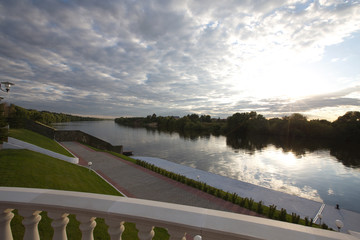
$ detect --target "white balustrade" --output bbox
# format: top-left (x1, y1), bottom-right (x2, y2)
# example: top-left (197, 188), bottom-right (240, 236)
top-left (77, 215), bottom-right (97, 240)
top-left (136, 222), bottom-right (155, 240)
top-left (105, 219), bottom-right (125, 240)
top-left (0, 187), bottom-right (358, 240)
top-left (18, 209), bottom-right (42, 240)
top-left (0, 208), bottom-right (14, 240)
top-left (47, 212), bottom-right (69, 240)
top-left (166, 227), bottom-right (187, 240)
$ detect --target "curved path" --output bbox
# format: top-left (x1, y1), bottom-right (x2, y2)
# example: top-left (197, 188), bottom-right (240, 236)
top-left (60, 141), bottom-right (261, 217)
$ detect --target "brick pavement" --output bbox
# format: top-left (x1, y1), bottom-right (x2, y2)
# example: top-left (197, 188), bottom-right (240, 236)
top-left (60, 141), bottom-right (262, 217)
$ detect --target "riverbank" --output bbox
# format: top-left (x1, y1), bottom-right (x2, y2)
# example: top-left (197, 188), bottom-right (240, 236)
top-left (53, 120), bottom-right (360, 214)
top-left (134, 156), bottom-right (360, 233)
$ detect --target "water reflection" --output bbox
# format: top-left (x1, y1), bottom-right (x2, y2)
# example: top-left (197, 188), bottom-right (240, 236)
top-left (330, 144), bottom-right (360, 168)
top-left (145, 127), bottom-right (212, 141)
top-left (226, 134), bottom-right (360, 168)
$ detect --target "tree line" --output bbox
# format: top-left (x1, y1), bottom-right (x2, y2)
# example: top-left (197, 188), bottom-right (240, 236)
top-left (115, 111), bottom-right (360, 142)
top-left (116, 113), bottom-right (225, 135)
top-left (2, 104), bottom-right (103, 128)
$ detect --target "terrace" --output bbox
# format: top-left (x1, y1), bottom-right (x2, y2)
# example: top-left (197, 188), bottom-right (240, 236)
top-left (1, 187), bottom-right (358, 240)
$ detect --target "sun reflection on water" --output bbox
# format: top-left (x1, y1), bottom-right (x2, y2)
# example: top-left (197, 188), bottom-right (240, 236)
top-left (229, 146), bottom-right (323, 202)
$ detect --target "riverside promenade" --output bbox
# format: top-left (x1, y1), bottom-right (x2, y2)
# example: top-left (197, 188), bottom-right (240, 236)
top-left (61, 141), bottom-right (360, 234)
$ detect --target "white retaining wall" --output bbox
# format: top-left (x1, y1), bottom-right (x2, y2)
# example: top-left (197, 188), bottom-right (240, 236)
top-left (3, 137), bottom-right (79, 164)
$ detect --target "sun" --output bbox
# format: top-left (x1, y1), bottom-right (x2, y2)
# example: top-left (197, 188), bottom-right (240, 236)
top-left (230, 50), bottom-right (334, 101)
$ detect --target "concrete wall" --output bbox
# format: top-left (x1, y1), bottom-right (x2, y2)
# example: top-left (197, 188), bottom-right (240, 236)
top-left (54, 130), bottom-right (123, 154)
top-left (21, 120), bottom-right (123, 154)
top-left (24, 120), bottom-right (55, 139)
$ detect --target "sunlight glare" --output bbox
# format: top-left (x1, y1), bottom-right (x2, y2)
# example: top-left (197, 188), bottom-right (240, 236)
top-left (279, 152), bottom-right (298, 167)
top-left (231, 51), bottom-right (334, 101)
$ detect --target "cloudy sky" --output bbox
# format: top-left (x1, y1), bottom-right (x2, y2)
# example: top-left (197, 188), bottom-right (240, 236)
top-left (0, 0), bottom-right (359, 120)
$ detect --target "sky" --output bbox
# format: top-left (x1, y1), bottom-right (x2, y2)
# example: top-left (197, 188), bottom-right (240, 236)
top-left (0, 0), bottom-right (359, 120)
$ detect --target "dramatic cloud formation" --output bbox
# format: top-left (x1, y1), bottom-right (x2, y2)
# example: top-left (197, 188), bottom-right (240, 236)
top-left (1, 0), bottom-right (359, 120)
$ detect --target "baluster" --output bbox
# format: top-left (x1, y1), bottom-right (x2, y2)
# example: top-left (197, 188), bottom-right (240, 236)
top-left (105, 219), bottom-right (125, 240)
top-left (48, 212), bottom-right (69, 240)
top-left (136, 222), bottom-right (155, 240)
top-left (18, 209), bottom-right (42, 240)
top-left (166, 227), bottom-right (187, 240)
top-left (76, 215), bottom-right (96, 240)
top-left (0, 208), bottom-right (14, 240)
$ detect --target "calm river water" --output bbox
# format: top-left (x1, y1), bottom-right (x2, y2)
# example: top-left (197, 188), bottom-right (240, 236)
top-left (53, 120), bottom-right (360, 213)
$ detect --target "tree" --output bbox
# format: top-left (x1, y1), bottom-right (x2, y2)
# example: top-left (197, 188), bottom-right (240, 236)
top-left (333, 111), bottom-right (360, 142)
top-left (226, 112), bottom-right (250, 135)
top-left (188, 114), bottom-right (200, 122)
top-left (200, 115), bottom-right (211, 122)
top-left (283, 113), bottom-right (308, 138)
top-left (0, 103), bottom-right (8, 143)
top-left (226, 111), bottom-right (266, 135)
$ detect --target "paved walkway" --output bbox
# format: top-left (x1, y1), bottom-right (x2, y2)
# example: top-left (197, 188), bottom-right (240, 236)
top-left (60, 141), bottom-right (261, 217)
top-left (60, 142), bottom-right (360, 234)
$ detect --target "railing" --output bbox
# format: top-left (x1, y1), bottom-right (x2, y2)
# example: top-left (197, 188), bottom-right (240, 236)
top-left (0, 187), bottom-right (357, 240)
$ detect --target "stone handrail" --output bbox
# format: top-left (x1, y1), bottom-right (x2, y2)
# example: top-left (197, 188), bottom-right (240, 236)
top-left (0, 187), bottom-right (357, 240)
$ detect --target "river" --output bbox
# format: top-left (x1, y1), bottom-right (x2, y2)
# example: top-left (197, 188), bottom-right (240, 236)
top-left (53, 120), bottom-right (360, 213)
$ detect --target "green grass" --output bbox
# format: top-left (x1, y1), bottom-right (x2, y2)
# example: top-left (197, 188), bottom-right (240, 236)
top-left (8, 128), bottom-right (73, 157)
top-left (0, 149), bottom-right (169, 239)
top-left (0, 149), bottom-right (121, 194)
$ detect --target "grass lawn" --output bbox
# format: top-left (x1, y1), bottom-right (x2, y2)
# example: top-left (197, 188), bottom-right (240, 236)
top-left (8, 128), bottom-right (73, 157)
top-left (0, 149), bottom-right (169, 240)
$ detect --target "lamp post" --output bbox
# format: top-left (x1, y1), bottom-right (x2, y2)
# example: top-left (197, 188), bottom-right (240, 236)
top-left (0, 82), bottom-right (15, 93)
top-left (88, 162), bottom-right (92, 171)
top-left (335, 219), bottom-right (343, 232)
top-left (0, 81), bottom-right (15, 103)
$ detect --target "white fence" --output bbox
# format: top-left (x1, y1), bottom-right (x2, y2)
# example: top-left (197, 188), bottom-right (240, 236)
top-left (0, 187), bottom-right (358, 240)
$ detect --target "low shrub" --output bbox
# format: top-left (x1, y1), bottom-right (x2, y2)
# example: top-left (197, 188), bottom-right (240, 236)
top-left (133, 159), bottom-right (329, 230)
top-left (291, 213), bottom-right (300, 224)
top-left (268, 204), bottom-right (277, 219)
top-left (247, 198), bottom-right (254, 210)
top-left (279, 208), bottom-right (287, 221)
top-left (256, 201), bottom-right (263, 214)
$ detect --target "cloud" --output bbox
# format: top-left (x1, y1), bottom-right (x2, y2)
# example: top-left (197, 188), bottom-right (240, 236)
top-left (0, 0), bottom-right (359, 119)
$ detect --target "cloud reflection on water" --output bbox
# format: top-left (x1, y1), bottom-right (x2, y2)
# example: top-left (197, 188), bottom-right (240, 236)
top-left (221, 147), bottom-right (323, 202)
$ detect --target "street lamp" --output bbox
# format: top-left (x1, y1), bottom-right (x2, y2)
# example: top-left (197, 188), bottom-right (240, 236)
top-left (335, 219), bottom-right (343, 232)
top-left (88, 162), bottom-right (92, 171)
top-left (0, 82), bottom-right (15, 93)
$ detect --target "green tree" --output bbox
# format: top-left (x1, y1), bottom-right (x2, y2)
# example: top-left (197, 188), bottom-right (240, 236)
top-left (282, 113), bottom-right (308, 138)
top-left (333, 111), bottom-right (360, 142)
top-left (200, 115), bottom-right (211, 122)
top-left (308, 119), bottom-right (334, 139)
top-left (188, 114), bottom-right (200, 122)
top-left (0, 103), bottom-right (8, 143)
top-left (226, 111), bottom-right (267, 135)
